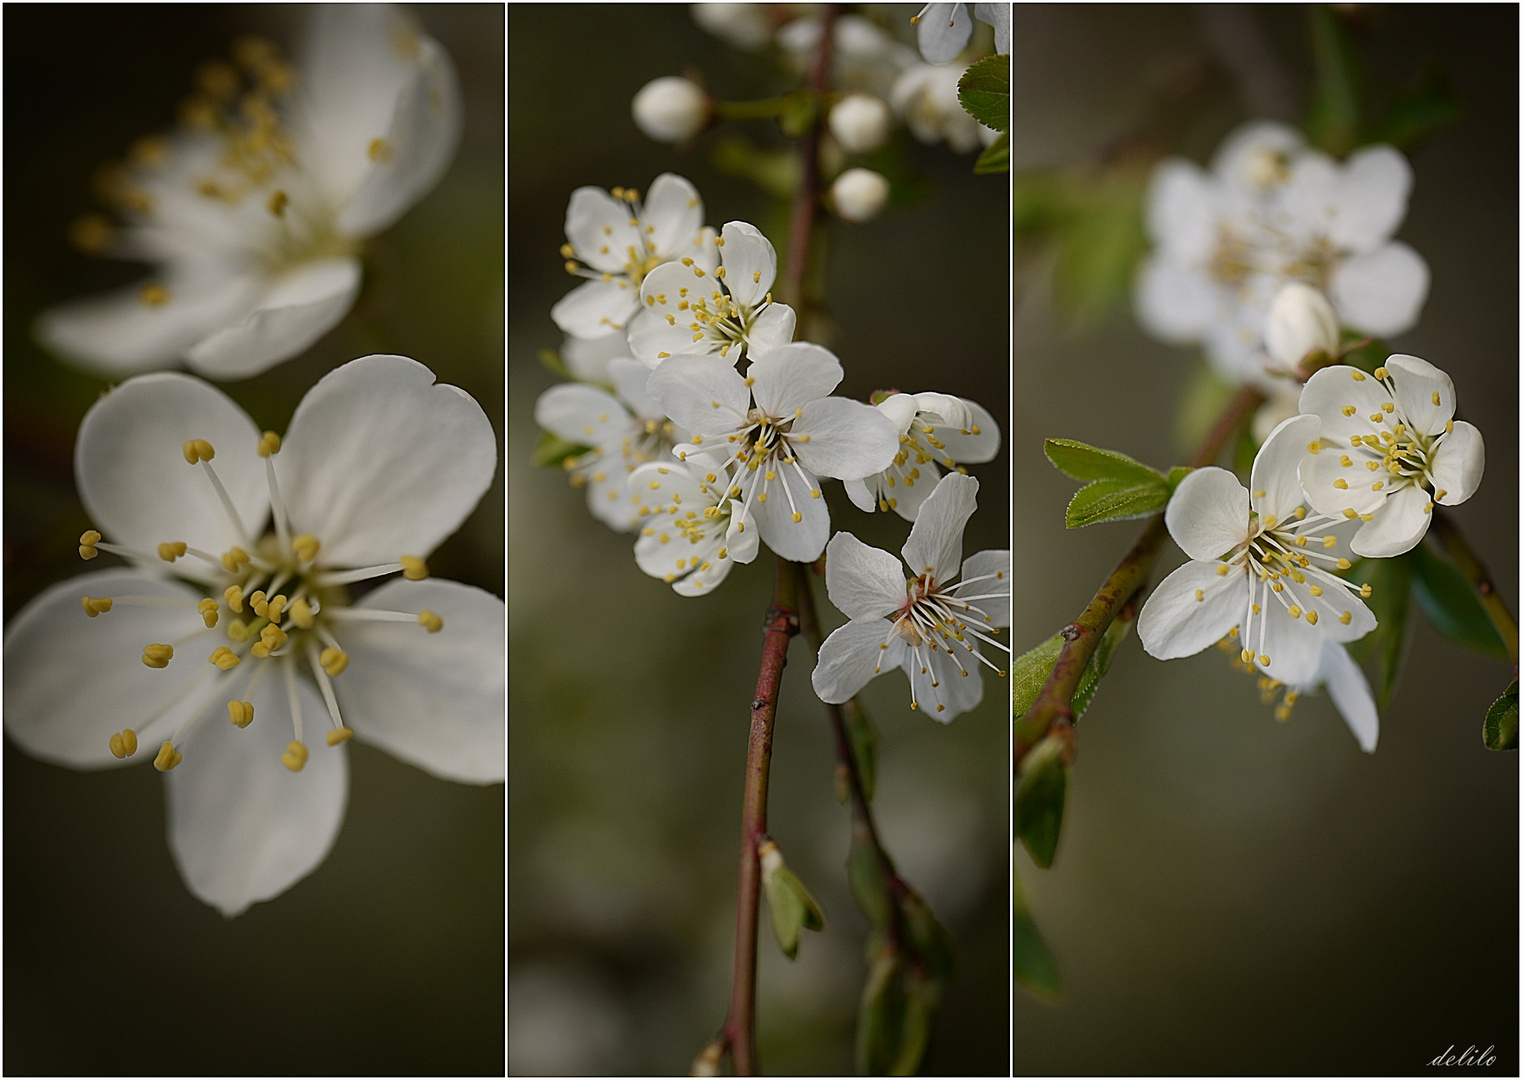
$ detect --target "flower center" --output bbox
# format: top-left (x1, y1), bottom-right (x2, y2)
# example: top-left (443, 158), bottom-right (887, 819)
top-left (883, 572), bottom-right (1009, 714)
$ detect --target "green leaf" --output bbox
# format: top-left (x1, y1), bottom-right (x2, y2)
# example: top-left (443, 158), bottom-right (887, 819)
top-left (530, 431), bottom-right (591, 469)
top-left (1013, 868), bottom-right (1060, 1000)
top-left (537, 347), bottom-right (570, 378)
top-left (762, 854), bottom-right (825, 960)
top-left (848, 837), bottom-right (892, 931)
top-left (1409, 541), bottom-right (1509, 660)
top-left (1043, 438), bottom-right (1164, 484)
top-left (1070, 610), bottom-right (1134, 720)
top-left (888, 971), bottom-right (941, 1076)
top-left (956, 54), bottom-right (1009, 131)
top-left (1165, 466), bottom-right (1193, 492)
top-left (1065, 477), bottom-right (1170, 528)
top-left (1371, 66), bottom-right (1463, 150)
top-left (1013, 614), bottom-right (1134, 724)
top-left (1304, 3), bottom-right (1363, 156)
top-left (1012, 170), bottom-right (1072, 237)
top-left (1051, 168), bottom-right (1147, 329)
top-left (1483, 679), bottom-right (1518, 752)
top-left (1347, 554), bottom-right (1413, 707)
top-left (973, 130), bottom-right (1009, 175)
top-left (856, 945), bottom-right (905, 1076)
top-left (839, 697), bottom-right (878, 803)
top-left (1013, 737), bottom-right (1067, 868)
top-left (899, 890), bottom-right (956, 981)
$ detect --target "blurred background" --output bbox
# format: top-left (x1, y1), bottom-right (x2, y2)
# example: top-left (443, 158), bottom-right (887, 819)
top-left (4, 5), bottom-right (503, 1073)
top-left (1013, 5), bottom-right (1517, 1075)
top-left (509, 5), bottom-right (1010, 1074)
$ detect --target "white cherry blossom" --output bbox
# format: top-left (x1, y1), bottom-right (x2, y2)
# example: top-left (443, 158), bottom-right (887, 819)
top-left (552, 173), bottom-right (717, 340)
top-left (629, 453), bottom-right (760, 595)
top-left (1297, 356), bottom-right (1484, 558)
top-left (911, 3), bottom-right (1010, 64)
top-left (631, 77), bottom-right (709, 143)
top-left (891, 62), bottom-right (992, 153)
top-left (36, 5), bottom-right (461, 380)
top-left (628, 221), bottom-right (796, 368)
top-left (3, 354), bottom-right (501, 916)
top-left (645, 342), bottom-right (898, 562)
top-left (812, 473), bottom-right (1010, 721)
top-left (844, 391), bottom-right (1001, 521)
top-left (1135, 121), bottom-right (1429, 390)
top-left (1138, 414), bottom-right (1376, 686)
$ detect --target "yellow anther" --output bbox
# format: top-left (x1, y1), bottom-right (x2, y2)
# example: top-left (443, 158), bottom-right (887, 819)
top-left (1445, 419), bottom-right (1453, 434)
top-left (1295, 506), bottom-right (1307, 520)
top-left (1307, 441), bottom-right (1320, 454)
top-left (1349, 435), bottom-right (1363, 446)
top-left (1360, 583), bottom-right (1373, 598)
top-left (1228, 627), bottom-right (1239, 638)
top-left (79, 531), bottom-right (102, 562)
top-left (1342, 508), bottom-right (1359, 519)
top-left (1339, 610), bottom-right (1353, 625)
top-left (1194, 589), bottom-right (1204, 602)
top-left (1382, 402), bottom-right (1395, 413)
top-left (399, 555), bottom-right (429, 581)
top-left (1350, 371), bottom-right (1366, 381)
top-left (1308, 584), bottom-right (1324, 597)
top-left (1323, 536), bottom-right (1337, 549)
top-left (153, 741), bottom-right (183, 772)
top-left (69, 213), bottom-right (115, 253)
top-left (320, 646), bottom-right (349, 676)
top-left (182, 438), bottom-right (215, 464)
top-left (1216, 564), bottom-right (1229, 576)
top-left (417, 611), bottom-right (443, 634)
top-left (1374, 366), bottom-right (1389, 380)
top-left (1260, 655), bottom-right (1271, 667)
top-left (226, 621), bottom-right (252, 643)
top-left (108, 729), bottom-right (139, 759)
top-left (326, 727), bottom-right (355, 746)
top-left (267, 189), bottom-right (289, 217)
top-left (1333, 479), bottom-right (1348, 489)
top-left (1423, 502), bottom-right (1433, 515)
top-left (249, 590), bottom-right (269, 617)
top-left (1263, 515), bottom-right (1277, 529)
top-left (157, 541), bottom-right (187, 563)
top-left (368, 137), bottom-right (394, 162)
top-left (1366, 461), bottom-right (1379, 471)
top-left (223, 584), bottom-right (245, 613)
top-left (264, 594), bottom-right (287, 623)
top-left (1435, 488), bottom-right (1448, 501)
top-left (280, 740), bottom-right (309, 772)
top-left (1339, 455), bottom-right (1352, 467)
top-left (1360, 512), bottom-right (1374, 521)
top-left (198, 598), bottom-right (220, 628)
top-left (288, 533), bottom-right (321, 562)
top-left (227, 700), bottom-right (254, 728)
top-left (81, 595), bottom-right (114, 617)
top-left (1241, 649), bottom-right (1255, 663)
top-left (1288, 605), bottom-right (1302, 619)
top-left (1341, 405), bottom-right (1357, 417)
top-left (208, 646), bottom-right (241, 670)
top-left (289, 597), bottom-right (314, 629)
top-left (1369, 412), bottom-right (1384, 423)
top-left (1305, 610), bottom-right (1319, 625)
top-left (141, 284), bottom-right (171, 307)
top-left (1336, 558), bottom-right (1352, 570)
top-left (221, 547), bottom-right (250, 574)
top-left (141, 643), bottom-right (174, 669)
top-left (791, 512), bottom-right (803, 523)
top-left (259, 624), bottom-right (288, 650)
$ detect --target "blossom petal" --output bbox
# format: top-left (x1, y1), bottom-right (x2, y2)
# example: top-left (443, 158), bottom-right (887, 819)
top-left (791, 398), bottom-right (898, 481)
top-left (1137, 561), bottom-right (1246, 661)
top-left (747, 466), bottom-right (831, 562)
top-left (1144, 158), bottom-right (1217, 257)
top-left (561, 330), bottom-right (629, 383)
top-left (280, 355), bottom-right (496, 566)
top-left (718, 221), bottom-right (777, 307)
top-left (903, 637), bottom-right (984, 722)
top-left (922, 398), bottom-right (1000, 464)
top-left (1429, 421), bottom-right (1484, 506)
top-left (1329, 145), bottom-right (1411, 251)
top-left (844, 477), bottom-right (875, 513)
top-left (76, 372), bottom-right (268, 562)
top-left (337, 578), bottom-right (504, 784)
top-left (902, 473), bottom-right (978, 581)
top-left (1329, 242), bottom-right (1429, 337)
top-left (642, 174), bottom-right (704, 258)
top-left (607, 357), bottom-right (661, 419)
top-left (1305, 576), bottom-right (1377, 645)
top-left (956, 549), bottom-right (1011, 627)
top-left (335, 36), bottom-right (462, 237)
top-left (1133, 257), bottom-right (1218, 343)
top-left (1164, 467), bottom-right (1248, 562)
top-left (1209, 120), bottom-right (1304, 193)
top-left (1299, 441), bottom-right (1385, 521)
top-left (1253, 595), bottom-right (1323, 686)
top-left (533, 383), bottom-right (630, 445)
top-left (750, 342), bottom-right (843, 416)
top-left (1385, 353), bottom-right (1456, 439)
top-left (1251, 414), bottom-right (1320, 525)
top-left (1350, 482), bottom-right (1432, 558)
top-left (565, 186), bottom-right (642, 273)
top-left (645, 355), bottom-right (750, 436)
top-left (186, 258), bottom-right (362, 380)
top-left (813, 618), bottom-right (906, 703)
top-left (1313, 643), bottom-right (1379, 753)
top-left (1298, 363), bottom-right (1394, 446)
top-left (551, 278), bottom-right (640, 338)
top-left (746, 302), bottom-right (797, 358)
top-left (627, 306), bottom-right (703, 368)
top-left (916, 3), bottom-right (973, 63)
top-left (824, 532), bottom-right (907, 621)
top-left (3, 570), bottom-right (217, 769)
top-left (165, 668), bottom-right (347, 917)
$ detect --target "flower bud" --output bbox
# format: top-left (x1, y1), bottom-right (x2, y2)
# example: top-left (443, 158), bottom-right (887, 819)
top-left (631, 76), bottom-right (708, 143)
top-left (828, 93), bottom-right (892, 154)
top-left (690, 3), bottom-right (773, 50)
top-left (831, 168), bottom-right (890, 223)
top-left (1264, 282), bottom-right (1340, 369)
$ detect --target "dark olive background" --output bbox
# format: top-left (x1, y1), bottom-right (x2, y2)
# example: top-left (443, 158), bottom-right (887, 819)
top-left (4, 5), bottom-right (504, 1074)
top-left (1013, 5), bottom-right (1517, 1076)
top-left (508, 4), bottom-right (1011, 1074)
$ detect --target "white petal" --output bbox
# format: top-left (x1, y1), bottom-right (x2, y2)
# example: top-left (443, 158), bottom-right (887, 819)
top-left (883, 459), bottom-right (941, 521)
top-left (1144, 158), bottom-right (1217, 257)
top-left (1313, 643), bottom-right (1379, 753)
top-left (956, 549), bottom-right (1011, 627)
top-left (335, 35), bottom-right (462, 237)
top-left (1251, 414), bottom-right (1320, 524)
top-left (565, 187), bottom-right (641, 273)
top-left (812, 618), bottom-right (905, 703)
top-left (1253, 596), bottom-right (1323, 686)
top-left (1164, 467), bottom-right (1249, 562)
top-left (1297, 363), bottom-right (1394, 445)
top-left (973, 2), bottom-right (1010, 53)
top-left (902, 473), bottom-right (978, 580)
top-left (1429, 421), bottom-right (1484, 506)
top-left (748, 468), bottom-right (831, 562)
top-left (645, 355), bottom-right (750, 436)
top-left (718, 221), bottom-right (777, 307)
top-left (844, 476), bottom-right (876, 513)
top-left (607, 357), bottom-right (662, 419)
top-left (1209, 120), bottom-right (1304, 193)
top-left (745, 302), bottom-right (797, 358)
top-left (165, 667), bottom-right (347, 917)
top-left (750, 342), bottom-right (843, 416)
top-left (280, 355), bottom-right (496, 566)
top-left (337, 578), bottom-right (504, 783)
top-left (1385, 353), bottom-right (1456, 438)
top-left (35, 272), bottom-right (261, 377)
top-left (186, 258), bottom-right (362, 380)
top-left (1137, 561), bottom-right (1246, 661)
top-left (1350, 482), bottom-right (1432, 558)
top-left (877, 393), bottom-right (921, 435)
top-left (3, 570), bottom-right (215, 769)
top-left (903, 637), bottom-right (984, 722)
top-left (791, 398), bottom-right (898, 481)
top-left (1133, 257), bottom-right (1218, 343)
top-left (533, 383), bottom-right (630, 445)
top-left (76, 372), bottom-right (268, 560)
top-left (1305, 577), bottom-right (1376, 645)
top-left (1329, 242), bottom-right (1429, 337)
top-left (561, 330), bottom-right (629, 383)
top-left (627, 307), bottom-right (704, 368)
top-left (1263, 282), bottom-right (1340, 368)
top-left (921, 398), bottom-right (1000, 464)
top-left (1299, 447), bottom-right (1384, 521)
top-left (551, 278), bottom-right (640, 339)
top-left (642, 173), bottom-right (704, 258)
top-left (916, 3), bottom-right (973, 63)
top-left (824, 532), bottom-right (907, 621)
top-left (1328, 145), bottom-right (1411, 251)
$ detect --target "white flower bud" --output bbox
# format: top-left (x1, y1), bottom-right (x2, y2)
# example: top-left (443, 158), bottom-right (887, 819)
top-left (831, 168), bottom-right (890, 223)
top-left (1264, 282), bottom-right (1340, 368)
top-left (828, 93), bottom-right (892, 154)
top-left (690, 3), bottom-right (773, 50)
top-left (631, 76), bottom-right (708, 143)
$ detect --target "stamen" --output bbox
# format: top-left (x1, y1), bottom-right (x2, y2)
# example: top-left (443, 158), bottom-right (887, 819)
top-left (158, 541), bottom-right (188, 562)
top-left (227, 700), bottom-right (254, 728)
top-left (292, 534), bottom-right (320, 563)
top-left (81, 595), bottom-right (114, 617)
top-left (198, 598), bottom-right (220, 628)
top-left (79, 530), bottom-right (102, 560)
top-left (319, 647), bottom-right (349, 677)
top-left (153, 741), bottom-right (183, 771)
top-left (209, 646), bottom-right (241, 670)
top-left (418, 610), bottom-right (444, 633)
top-left (141, 643), bottom-right (174, 669)
top-left (400, 555), bottom-right (429, 581)
top-left (108, 729), bottom-right (139, 759)
top-left (280, 740), bottom-right (309, 772)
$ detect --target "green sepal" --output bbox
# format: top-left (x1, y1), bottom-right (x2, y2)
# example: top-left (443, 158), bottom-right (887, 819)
top-left (1064, 477), bottom-right (1171, 528)
top-left (1044, 438), bottom-right (1164, 484)
top-left (762, 854), bottom-right (825, 960)
top-left (1347, 554), bottom-right (1413, 707)
top-left (1483, 679), bottom-right (1518, 752)
top-left (530, 431), bottom-right (591, 469)
top-left (855, 943), bottom-right (905, 1076)
top-left (848, 837), bottom-right (892, 931)
top-left (1014, 736), bottom-right (1067, 868)
top-left (1013, 867), bottom-right (1060, 1001)
top-left (973, 130), bottom-right (1009, 175)
top-left (537, 347), bottom-right (571, 379)
top-left (956, 54), bottom-right (1009, 132)
top-left (1409, 541), bottom-right (1509, 660)
top-left (899, 889), bottom-right (956, 981)
top-left (839, 697), bottom-right (878, 804)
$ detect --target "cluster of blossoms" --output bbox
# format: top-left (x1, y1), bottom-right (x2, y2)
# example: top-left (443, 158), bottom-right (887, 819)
top-left (535, 171), bottom-right (1008, 720)
top-left (6, 7), bottom-right (500, 918)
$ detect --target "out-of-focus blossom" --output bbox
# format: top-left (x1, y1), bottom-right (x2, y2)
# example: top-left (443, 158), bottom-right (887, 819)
top-left (691, 3), bottom-right (777, 51)
top-left (779, 14), bottom-right (918, 98)
top-left (828, 93), bottom-right (893, 154)
top-left (631, 76), bottom-right (710, 143)
top-left (891, 62), bottom-right (991, 152)
top-left (831, 168), bottom-right (891, 223)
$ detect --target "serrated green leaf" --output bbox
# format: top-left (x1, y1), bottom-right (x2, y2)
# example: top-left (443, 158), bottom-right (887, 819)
top-left (1043, 438), bottom-right (1164, 484)
top-left (1065, 477), bottom-right (1170, 528)
top-left (848, 837), bottom-right (892, 931)
top-left (1013, 868), bottom-right (1060, 1000)
top-left (840, 697), bottom-right (878, 803)
top-left (538, 347), bottom-right (570, 378)
top-left (973, 130), bottom-right (1009, 174)
top-left (1347, 554), bottom-right (1413, 707)
top-left (1304, 3), bottom-right (1363, 156)
top-left (1483, 679), bottom-right (1518, 751)
top-left (531, 431), bottom-right (591, 469)
top-left (957, 54), bottom-right (1009, 131)
top-left (1014, 738), bottom-right (1067, 868)
top-left (763, 860), bottom-right (825, 960)
top-left (1410, 541), bottom-right (1509, 660)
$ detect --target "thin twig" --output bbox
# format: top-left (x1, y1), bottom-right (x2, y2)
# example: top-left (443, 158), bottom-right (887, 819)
top-left (1429, 508), bottom-right (1519, 667)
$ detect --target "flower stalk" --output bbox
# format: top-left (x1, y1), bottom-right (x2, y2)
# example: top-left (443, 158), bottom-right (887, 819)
top-left (1429, 508), bottom-right (1519, 667)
